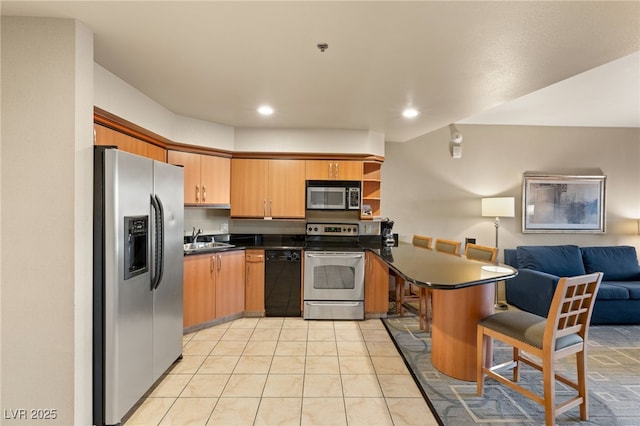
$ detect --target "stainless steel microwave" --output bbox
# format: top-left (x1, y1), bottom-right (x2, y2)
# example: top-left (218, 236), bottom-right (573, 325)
top-left (306, 180), bottom-right (361, 210)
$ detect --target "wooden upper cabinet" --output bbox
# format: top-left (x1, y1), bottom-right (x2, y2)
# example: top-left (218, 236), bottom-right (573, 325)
top-left (231, 159), bottom-right (305, 218)
top-left (230, 159), bottom-right (269, 217)
top-left (201, 155), bottom-right (231, 205)
top-left (168, 150), bottom-right (230, 206)
top-left (268, 160), bottom-right (306, 218)
top-left (94, 123), bottom-right (166, 162)
top-left (305, 160), bottom-right (362, 181)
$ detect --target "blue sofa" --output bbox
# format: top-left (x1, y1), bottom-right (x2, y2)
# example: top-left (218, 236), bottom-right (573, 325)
top-left (504, 245), bottom-right (640, 324)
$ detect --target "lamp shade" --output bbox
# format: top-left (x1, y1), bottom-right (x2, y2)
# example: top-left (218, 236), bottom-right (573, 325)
top-left (482, 197), bottom-right (515, 218)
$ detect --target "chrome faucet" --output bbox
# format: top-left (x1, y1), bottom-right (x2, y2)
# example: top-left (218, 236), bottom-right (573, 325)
top-left (192, 227), bottom-right (202, 243)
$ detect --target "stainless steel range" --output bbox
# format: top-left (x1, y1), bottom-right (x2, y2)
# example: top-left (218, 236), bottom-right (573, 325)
top-left (303, 223), bottom-right (365, 320)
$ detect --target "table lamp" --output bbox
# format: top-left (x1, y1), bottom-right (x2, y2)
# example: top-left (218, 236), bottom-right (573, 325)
top-left (482, 197), bottom-right (515, 309)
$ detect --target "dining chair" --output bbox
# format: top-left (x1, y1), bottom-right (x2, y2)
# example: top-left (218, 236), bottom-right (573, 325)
top-left (476, 272), bottom-right (603, 426)
top-left (435, 238), bottom-right (461, 255)
top-left (412, 235), bottom-right (432, 249)
top-left (464, 243), bottom-right (497, 263)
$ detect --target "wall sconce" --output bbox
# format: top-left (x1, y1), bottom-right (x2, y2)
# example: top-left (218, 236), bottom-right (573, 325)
top-left (449, 124), bottom-right (463, 159)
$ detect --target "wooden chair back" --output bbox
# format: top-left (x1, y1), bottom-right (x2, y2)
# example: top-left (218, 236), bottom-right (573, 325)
top-left (412, 235), bottom-right (432, 249)
top-left (464, 243), bottom-right (498, 263)
top-left (546, 272), bottom-right (603, 349)
top-left (434, 238), bottom-right (461, 255)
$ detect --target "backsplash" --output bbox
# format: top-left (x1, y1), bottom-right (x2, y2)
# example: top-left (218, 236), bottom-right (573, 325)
top-left (184, 208), bottom-right (230, 236)
top-left (184, 207), bottom-right (381, 236)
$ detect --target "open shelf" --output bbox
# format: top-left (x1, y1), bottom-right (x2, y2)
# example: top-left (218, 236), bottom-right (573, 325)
top-left (361, 161), bottom-right (382, 219)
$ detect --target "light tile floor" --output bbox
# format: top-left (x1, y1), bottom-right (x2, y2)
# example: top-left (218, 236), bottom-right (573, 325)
top-left (124, 317), bottom-right (439, 425)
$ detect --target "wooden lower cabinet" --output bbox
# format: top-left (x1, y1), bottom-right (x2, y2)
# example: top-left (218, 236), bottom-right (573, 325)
top-left (183, 250), bottom-right (246, 329)
top-left (215, 251), bottom-right (246, 318)
top-left (365, 251), bottom-right (389, 315)
top-left (183, 254), bottom-right (216, 328)
top-left (245, 249), bottom-right (265, 316)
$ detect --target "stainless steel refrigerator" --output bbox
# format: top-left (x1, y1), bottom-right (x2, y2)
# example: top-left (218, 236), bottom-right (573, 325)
top-left (93, 147), bottom-right (184, 426)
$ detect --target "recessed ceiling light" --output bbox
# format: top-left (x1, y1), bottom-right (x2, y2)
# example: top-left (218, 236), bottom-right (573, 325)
top-left (402, 108), bottom-right (419, 118)
top-left (257, 105), bottom-right (274, 116)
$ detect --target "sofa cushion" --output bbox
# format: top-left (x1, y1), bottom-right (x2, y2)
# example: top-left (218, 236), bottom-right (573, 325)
top-left (604, 281), bottom-right (640, 299)
top-left (516, 245), bottom-right (586, 277)
top-left (581, 246), bottom-right (640, 281)
top-left (596, 283), bottom-right (631, 300)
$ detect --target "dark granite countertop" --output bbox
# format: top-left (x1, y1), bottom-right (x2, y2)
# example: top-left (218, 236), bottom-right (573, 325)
top-left (183, 233), bottom-right (305, 255)
top-left (368, 242), bottom-right (517, 290)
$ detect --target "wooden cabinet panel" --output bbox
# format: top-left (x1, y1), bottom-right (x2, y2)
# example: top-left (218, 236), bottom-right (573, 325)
top-left (201, 155), bottom-right (230, 205)
top-left (94, 123), bottom-right (166, 161)
top-left (268, 160), bottom-right (305, 218)
top-left (335, 160), bottom-right (363, 180)
top-left (184, 250), bottom-right (246, 328)
top-left (365, 251), bottom-right (389, 315)
top-left (230, 159), bottom-right (269, 217)
top-left (168, 150), bottom-right (230, 205)
top-left (167, 150), bottom-right (201, 204)
top-left (183, 254), bottom-right (215, 328)
top-left (231, 159), bottom-right (304, 218)
top-left (305, 160), bottom-right (333, 180)
top-left (215, 251), bottom-right (246, 318)
top-left (147, 144), bottom-right (166, 162)
top-left (306, 160), bottom-right (362, 180)
top-left (245, 250), bottom-right (265, 315)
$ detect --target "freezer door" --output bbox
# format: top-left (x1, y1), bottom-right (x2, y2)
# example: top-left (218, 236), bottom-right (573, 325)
top-left (151, 160), bottom-right (184, 381)
top-left (104, 150), bottom-right (154, 425)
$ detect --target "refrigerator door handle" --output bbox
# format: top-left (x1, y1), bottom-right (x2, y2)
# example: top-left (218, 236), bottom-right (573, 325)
top-left (154, 195), bottom-right (165, 290)
top-left (150, 195), bottom-right (165, 290)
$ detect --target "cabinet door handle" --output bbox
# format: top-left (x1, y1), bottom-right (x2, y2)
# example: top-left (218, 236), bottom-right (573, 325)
top-left (210, 256), bottom-right (215, 272)
top-left (269, 200), bottom-right (273, 217)
top-left (196, 185), bottom-right (200, 202)
top-left (329, 162), bottom-right (333, 179)
top-left (218, 255), bottom-right (222, 271)
top-left (335, 162), bottom-right (339, 179)
top-left (202, 186), bottom-right (206, 202)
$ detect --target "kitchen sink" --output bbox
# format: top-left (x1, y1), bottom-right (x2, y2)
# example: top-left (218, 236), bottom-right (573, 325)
top-left (183, 241), bottom-right (235, 253)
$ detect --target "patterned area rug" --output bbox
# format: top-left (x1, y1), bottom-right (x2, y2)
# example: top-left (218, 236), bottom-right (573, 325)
top-left (382, 312), bottom-right (640, 425)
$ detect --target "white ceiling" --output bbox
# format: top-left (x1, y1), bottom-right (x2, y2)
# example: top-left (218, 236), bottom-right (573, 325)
top-left (2, 1), bottom-right (639, 142)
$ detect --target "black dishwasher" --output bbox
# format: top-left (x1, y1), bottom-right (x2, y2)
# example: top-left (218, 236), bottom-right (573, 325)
top-left (265, 250), bottom-right (302, 317)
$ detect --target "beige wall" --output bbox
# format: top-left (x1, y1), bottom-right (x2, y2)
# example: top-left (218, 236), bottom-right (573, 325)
top-left (382, 124), bottom-right (640, 260)
top-left (1, 17), bottom-right (94, 425)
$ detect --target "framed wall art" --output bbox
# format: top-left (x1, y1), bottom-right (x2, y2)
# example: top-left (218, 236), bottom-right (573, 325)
top-left (522, 171), bottom-right (606, 233)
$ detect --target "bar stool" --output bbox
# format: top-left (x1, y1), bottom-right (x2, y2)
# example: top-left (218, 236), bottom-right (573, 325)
top-left (394, 235), bottom-right (432, 330)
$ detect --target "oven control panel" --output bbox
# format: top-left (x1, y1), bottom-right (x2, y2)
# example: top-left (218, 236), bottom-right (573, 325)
top-left (306, 223), bottom-right (359, 236)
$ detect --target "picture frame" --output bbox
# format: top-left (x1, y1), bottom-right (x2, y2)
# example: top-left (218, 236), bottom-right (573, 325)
top-left (522, 171), bottom-right (606, 233)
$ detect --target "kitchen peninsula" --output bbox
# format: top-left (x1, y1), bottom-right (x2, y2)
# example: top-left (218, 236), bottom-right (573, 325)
top-left (371, 243), bottom-right (518, 381)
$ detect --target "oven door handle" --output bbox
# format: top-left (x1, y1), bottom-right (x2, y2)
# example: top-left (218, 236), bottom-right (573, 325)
top-left (306, 253), bottom-right (364, 258)
top-left (305, 302), bottom-right (362, 307)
